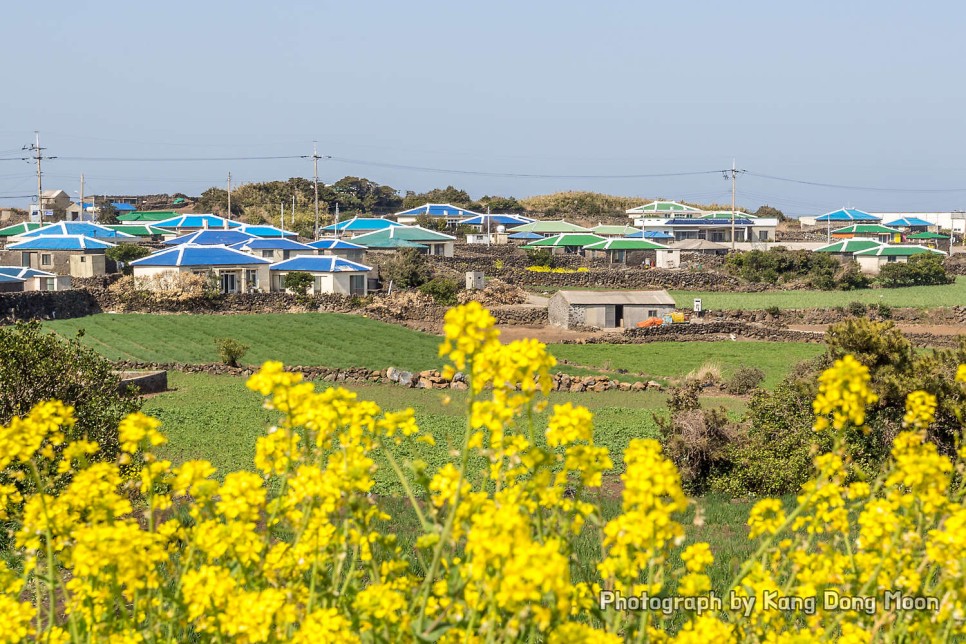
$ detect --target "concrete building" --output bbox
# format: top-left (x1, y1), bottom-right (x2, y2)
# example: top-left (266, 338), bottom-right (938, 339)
top-left (548, 290), bottom-right (676, 330)
top-left (306, 238), bottom-right (367, 263)
top-left (868, 212), bottom-right (966, 234)
top-left (3, 235), bottom-right (113, 277)
top-left (230, 238), bottom-right (318, 263)
top-left (0, 267), bottom-right (71, 291)
top-left (853, 245), bottom-right (946, 275)
top-left (129, 244), bottom-right (271, 293)
top-left (269, 256), bottom-right (370, 296)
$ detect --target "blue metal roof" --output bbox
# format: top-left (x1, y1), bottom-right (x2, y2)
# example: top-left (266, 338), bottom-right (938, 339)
top-left (395, 203), bottom-right (485, 218)
top-left (626, 230), bottom-right (674, 239)
top-left (111, 202), bottom-right (138, 211)
top-left (237, 224), bottom-right (299, 238)
top-left (458, 214), bottom-right (533, 226)
top-left (19, 221), bottom-right (136, 239)
top-left (0, 274), bottom-right (25, 284)
top-left (321, 217), bottom-right (402, 232)
top-left (815, 208), bottom-right (881, 223)
top-left (153, 214), bottom-right (243, 229)
top-left (884, 217), bottom-right (933, 228)
top-left (7, 235), bottom-right (115, 250)
top-left (164, 229), bottom-right (257, 246)
top-left (131, 244), bottom-right (271, 267)
top-left (0, 266), bottom-right (56, 279)
top-left (270, 256), bottom-right (371, 272)
top-left (307, 238), bottom-right (367, 250)
top-left (508, 231), bottom-right (544, 239)
top-left (229, 238), bottom-right (317, 251)
top-left (664, 218), bottom-right (755, 226)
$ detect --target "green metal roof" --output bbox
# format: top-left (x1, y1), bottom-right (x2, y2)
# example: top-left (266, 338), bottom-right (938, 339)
top-left (906, 231), bottom-right (950, 240)
top-left (832, 224), bottom-right (902, 235)
top-left (350, 225), bottom-right (454, 247)
top-left (117, 211), bottom-right (180, 222)
top-left (104, 224), bottom-right (169, 237)
top-left (701, 211), bottom-right (756, 219)
top-left (853, 245), bottom-right (945, 257)
top-left (626, 201), bottom-right (703, 214)
top-left (0, 222), bottom-right (45, 237)
top-left (507, 220), bottom-right (590, 234)
top-left (591, 224), bottom-right (640, 236)
top-left (813, 239), bottom-right (884, 254)
top-left (583, 238), bottom-right (669, 251)
top-left (524, 233), bottom-right (606, 248)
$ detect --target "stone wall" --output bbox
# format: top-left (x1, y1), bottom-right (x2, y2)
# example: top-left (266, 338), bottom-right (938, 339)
top-left (117, 370), bottom-right (168, 394)
top-left (706, 306), bottom-right (966, 326)
top-left (0, 290), bottom-right (102, 324)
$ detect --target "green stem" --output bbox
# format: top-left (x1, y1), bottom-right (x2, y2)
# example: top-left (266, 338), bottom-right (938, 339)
top-left (383, 448), bottom-right (429, 531)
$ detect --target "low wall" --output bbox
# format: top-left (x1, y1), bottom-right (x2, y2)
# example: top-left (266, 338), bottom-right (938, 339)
top-left (0, 290), bottom-right (102, 324)
top-left (117, 370), bottom-right (168, 394)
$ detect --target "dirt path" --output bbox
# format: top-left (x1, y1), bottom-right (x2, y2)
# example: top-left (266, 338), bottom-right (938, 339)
top-left (496, 325), bottom-right (600, 343)
top-left (789, 323), bottom-right (965, 336)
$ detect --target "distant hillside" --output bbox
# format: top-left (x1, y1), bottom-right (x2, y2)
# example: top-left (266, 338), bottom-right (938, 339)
top-left (519, 192), bottom-right (743, 222)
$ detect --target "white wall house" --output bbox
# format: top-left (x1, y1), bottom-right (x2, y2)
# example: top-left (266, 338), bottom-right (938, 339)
top-left (129, 244), bottom-right (271, 293)
top-left (269, 256), bottom-right (370, 296)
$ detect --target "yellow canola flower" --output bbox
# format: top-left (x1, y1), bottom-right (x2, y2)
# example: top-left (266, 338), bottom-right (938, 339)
top-left (748, 498), bottom-right (786, 539)
top-left (902, 390), bottom-right (937, 430)
top-left (812, 355), bottom-right (878, 432)
top-left (118, 411), bottom-right (166, 453)
top-left (546, 402), bottom-right (594, 447)
top-left (439, 301), bottom-right (499, 372)
top-left (0, 594), bottom-right (35, 644)
top-left (681, 542), bottom-right (714, 573)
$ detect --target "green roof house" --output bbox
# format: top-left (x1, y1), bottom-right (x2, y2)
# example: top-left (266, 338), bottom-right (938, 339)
top-left (625, 201), bottom-right (704, 219)
top-left (853, 245), bottom-right (945, 275)
top-left (831, 224), bottom-right (903, 244)
top-left (591, 224), bottom-right (641, 237)
top-left (0, 222), bottom-right (45, 238)
top-left (350, 225), bottom-right (455, 256)
top-left (507, 220), bottom-right (590, 236)
top-left (582, 237), bottom-right (678, 267)
top-left (813, 238), bottom-right (885, 256)
top-left (523, 233), bottom-right (606, 255)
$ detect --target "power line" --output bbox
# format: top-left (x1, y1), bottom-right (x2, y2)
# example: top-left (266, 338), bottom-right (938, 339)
top-left (326, 156), bottom-right (724, 180)
top-left (746, 171), bottom-right (966, 193)
top-left (55, 154), bottom-right (307, 162)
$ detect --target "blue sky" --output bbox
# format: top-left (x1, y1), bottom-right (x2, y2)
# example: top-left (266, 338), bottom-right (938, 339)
top-left (2, 0), bottom-right (964, 215)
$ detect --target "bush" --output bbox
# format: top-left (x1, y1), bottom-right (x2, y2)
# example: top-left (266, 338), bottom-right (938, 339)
top-left (418, 277), bottom-right (461, 305)
top-left (283, 271), bottom-right (314, 295)
top-left (105, 243), bottom-right (152, 274)
top-left (0, 321), bottom-right (140, 467)
top-left (380, 248), bottom-right (432, 288)
top-left (215, 337), bottom-right (249, 367)
top-left (846, 301), bottom-right (867, 317)
top-left (5, 304), bottom-right (966, 640)
top-left (877, 253), bottom-right (952, 288)
top-left (524, 248), bottom-right (554, 268)
top-left (764, 305), bottom-right (781, 318)
top-left (725, 366), bottom-right (766, 394)
top-left (725, 247), bottom-right (858, 290)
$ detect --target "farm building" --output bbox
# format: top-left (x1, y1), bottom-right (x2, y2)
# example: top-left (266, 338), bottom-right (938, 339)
top-left (269, 256), bottom-right (371, 296)
top-left (129, 244), bottom-right (271, 293)
top-left (852, 245), bottom-right (945, 274)
top-left (548, 290), bottom-right (676, 330)
top-left (3, 235), bottom-right (113, 277)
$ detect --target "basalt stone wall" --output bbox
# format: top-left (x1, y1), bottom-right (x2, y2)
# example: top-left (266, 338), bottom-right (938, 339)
top-left (706, 306), bottom-right (966, 326)
top-left (497, 268), bottom-right (763, 292)
top-left (89, 289), bottom-right (364, 315)
top-left (0, 290), bottom-right (102, 324)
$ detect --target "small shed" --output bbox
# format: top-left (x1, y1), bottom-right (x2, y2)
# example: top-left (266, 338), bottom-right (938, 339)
top-left (548, 290), bottom-right (676, 330)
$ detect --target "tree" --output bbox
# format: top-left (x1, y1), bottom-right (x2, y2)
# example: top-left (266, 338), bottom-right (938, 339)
top-left (215, 337), bottom-right (249, 367)
top-left (0, 322), bottom-right (141, 464)
top-left (106, 243), bottom-right (152, 275)
top-left (380, 248), bottom-right (431, 288)
top-left (877, 253), bottom-right (952, 288)
top-left (196, 187), bottom-right (242, 218)
top-left (478, 195), bottom-right (524, 213)
top-left (754, 205), bottom-right (786, 222)
top-left (402, 186), bottom-right (478, 210)
top-left (283, 271), bottom-right (314, 295)
top-left (96, 202), bottom-right (119, 225)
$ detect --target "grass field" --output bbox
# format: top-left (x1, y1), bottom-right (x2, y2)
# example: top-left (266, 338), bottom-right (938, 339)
top-left (44, 313), bottom-right (445, 371)
top-left (145, 372), bottom-right (745, 491)
top-left (552, 341), bottom-right (824, 388)
top-left (42, 314), bottom-right (815, 387)
top-left (670, 276), bottom-right (966, 310)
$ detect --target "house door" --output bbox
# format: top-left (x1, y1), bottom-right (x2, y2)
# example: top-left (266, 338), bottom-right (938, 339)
top-left (614, 304), bottom-right (624, 328)
top-left (21, 252), bottom-right (34, 267)
top-left (604, 306), bottom-right (616, 328)
top-left (221, 273), bottom-right (238, 293)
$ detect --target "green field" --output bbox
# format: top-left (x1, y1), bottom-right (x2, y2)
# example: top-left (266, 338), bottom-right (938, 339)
top-left (668, 276), bottom-right (966, 310)
top-left (44, 313), bottom-right (445, 371)
top-left (145, 372), bottom-right (745, 491)
top-left (552, 341), bottom-right (824, 388)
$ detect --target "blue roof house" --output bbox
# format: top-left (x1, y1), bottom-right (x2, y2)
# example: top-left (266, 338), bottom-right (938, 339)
top-left (0, 273), bottom-right (25, 293)
top-left (164, 229), bottom-right (258, 247)
top-left (394, 203), bottom-right (484, 226)
top-left (321, 217), bottom-right (403, 235)
top-left (3, 235), bottom-right (115, 278)
top-left (0, 266), bottom-right (70, 291)
top-left (153, 214), bottom-right (243, 233)
top-left (236, 224), bottom-right (299, 239)
top-left (306, 238), bottom-right (367, 262)
top-left (16, 221), bottom-right (136, 241)
top-left (814, 208), bottom-right (881, 223)
top-left (884, 217), bottom-right (934, 232)
top-left (130, 244), bottom-right (271, 294)
top-left (229, 238), bottom-right (319, 262)
top-left (269, 256), bottom-right (372, 296)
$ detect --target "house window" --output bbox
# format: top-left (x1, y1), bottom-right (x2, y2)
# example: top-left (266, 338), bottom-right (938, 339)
top-left (245, 270), bottom-right (258, 289)
top-left (43, 277), bottom-right (55, 290)
top-left (80, 256), bottom-right (87, 262)
top-left (41, 254), bottom-right (52, 266)
top-left (887, 256), bottom-right (898, 263)
top-left (758, 230), bottom-right (769, 241)
top-left (648, 309), bottom-right (658, 318)
top-left (349, 274), bottom-right (365, 296)
top-left (262, 250), bottom-right (274, 258)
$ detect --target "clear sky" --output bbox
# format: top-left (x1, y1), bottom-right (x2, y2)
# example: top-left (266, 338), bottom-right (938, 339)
top-left (2, 0), bottom-right (965, 215)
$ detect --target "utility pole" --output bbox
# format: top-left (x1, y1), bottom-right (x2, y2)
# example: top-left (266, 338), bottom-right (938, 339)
top-left (79, 174), bottom-right (84, 221)
top-left (312, 142), bottom-right (321, 240)
top-left (226, 171), bottom-right (232, 220)
top-left (334, 202), bottom-right (340, 238)
top-left (724, 160), bottom-right (742, 251)
top-left (24, 131), bottom-right (50, 221)
top-left (281, 202), bottom-right (284, 230)
top-left (291, 194), bottom-right (295, 227)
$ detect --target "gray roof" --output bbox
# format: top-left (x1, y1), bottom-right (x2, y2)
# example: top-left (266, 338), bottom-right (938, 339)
top-left (553, 290), bottom-right (676, 306)
top-left (673, 239), bottom-right (730, 251)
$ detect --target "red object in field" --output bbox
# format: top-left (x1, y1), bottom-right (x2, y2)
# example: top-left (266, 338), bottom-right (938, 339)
top-left (637, 318), bottom-right (664, 328)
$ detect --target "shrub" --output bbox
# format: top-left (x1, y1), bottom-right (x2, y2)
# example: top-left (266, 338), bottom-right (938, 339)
top-left (525, 248), bottom-right (554, 268)
top-left (105, 243), bottom-right (152, 274)
top-left (418, 277), bottom-right (461, 305)
top-left (0, 321), bottom-right (140, 467)
top-left (683, 360), bottom-right (721, 386)
top-left (877, 253), bottom-right (952, 288)
top-left (215, 337), bottom-right (249, 367)
top-left (764, 305), bottom-right (781, 318)
top-left (846, 301), bottom-right (868, 317)
top-left (283, 271), bottom-right (314, 295)
top-left (4, 305), bottom-right (966, 640)
top-left (725, 366), bottom-right (766, 394)
top-left (380, 247), bottom-right (431, 288)
top-left (726, 247), bottom-right (856, 290)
